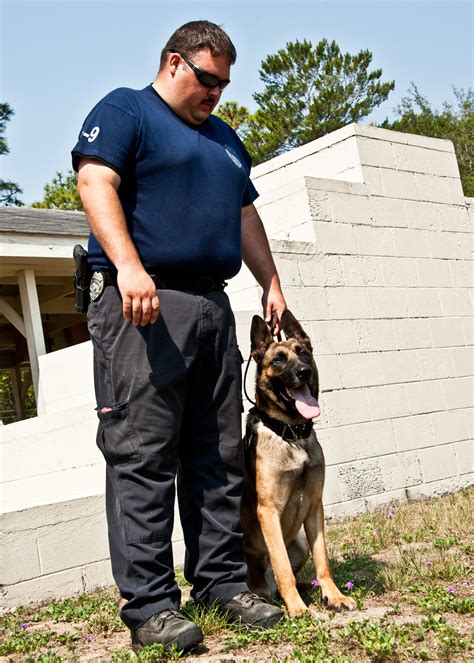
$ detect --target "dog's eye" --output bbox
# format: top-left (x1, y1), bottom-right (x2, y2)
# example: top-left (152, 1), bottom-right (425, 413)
top-left (295, 346), bottom-right (308, 357)
top-left (272, 352), bottom-right (287, 365)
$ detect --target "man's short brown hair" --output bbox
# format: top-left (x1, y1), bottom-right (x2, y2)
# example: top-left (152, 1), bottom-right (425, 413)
top-left (159, 20), bottom-right (237, 70)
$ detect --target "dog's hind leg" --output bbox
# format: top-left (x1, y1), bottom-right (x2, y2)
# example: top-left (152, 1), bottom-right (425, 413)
top-left (287, 529), bottom-right (309, 576)
top-left (245, 547), bottom-right (276, 598)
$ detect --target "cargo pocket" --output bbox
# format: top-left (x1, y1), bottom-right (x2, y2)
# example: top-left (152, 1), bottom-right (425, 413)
top-left (96, 401), bottom-right (140, 464)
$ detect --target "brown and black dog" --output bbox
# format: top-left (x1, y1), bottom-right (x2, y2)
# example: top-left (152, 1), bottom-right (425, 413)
top-left (241, 310), bottom-right (356, 617)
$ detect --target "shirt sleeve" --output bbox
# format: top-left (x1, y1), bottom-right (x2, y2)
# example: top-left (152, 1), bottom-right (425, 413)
top-left (71, 91), bottom-right (138, 176)
top-left (242, 177), bottom-right (259, 207)
top-left (232, 128), bottom-right (259, 207)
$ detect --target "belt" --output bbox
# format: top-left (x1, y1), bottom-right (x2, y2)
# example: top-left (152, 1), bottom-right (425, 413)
top-left (98, 271), bottom-right (227, 295)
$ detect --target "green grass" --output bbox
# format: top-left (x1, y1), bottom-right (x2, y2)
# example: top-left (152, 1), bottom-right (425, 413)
top-left (1, 488), bottom-right (472, 661)
top-left (110, 642), bottom-right (183, 661)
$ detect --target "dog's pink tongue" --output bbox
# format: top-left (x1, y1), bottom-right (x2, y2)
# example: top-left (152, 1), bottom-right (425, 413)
top-left (289, 385), bottom-right (320, 419)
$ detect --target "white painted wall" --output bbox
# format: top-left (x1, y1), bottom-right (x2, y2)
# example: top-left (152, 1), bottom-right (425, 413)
top-left (38, 341), bottom-right (95, 414)
top-left (2, 123), bottom-right (472, 608)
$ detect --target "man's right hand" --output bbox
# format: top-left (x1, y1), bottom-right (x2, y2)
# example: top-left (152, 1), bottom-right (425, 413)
top-left (117, 267), bottom-right (160, 326)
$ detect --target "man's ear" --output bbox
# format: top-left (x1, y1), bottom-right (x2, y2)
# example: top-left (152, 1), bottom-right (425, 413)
top-left (167, 52), bottom-right (181, 76)
top-left (250, 315), bottom-right (273, 362)
top-left (281, 309), bottom-right (312, 351)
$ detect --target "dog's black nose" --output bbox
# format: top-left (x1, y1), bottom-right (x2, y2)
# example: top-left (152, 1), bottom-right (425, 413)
top-left (296, 366), bottom-right (312, 381)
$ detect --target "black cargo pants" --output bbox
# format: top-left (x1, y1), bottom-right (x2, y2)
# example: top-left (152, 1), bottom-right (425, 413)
top-left (87, 284), bottom-right (248, 629)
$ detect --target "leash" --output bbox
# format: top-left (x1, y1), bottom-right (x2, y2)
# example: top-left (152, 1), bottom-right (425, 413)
top-left (243, 353), bottom-right (256, 406)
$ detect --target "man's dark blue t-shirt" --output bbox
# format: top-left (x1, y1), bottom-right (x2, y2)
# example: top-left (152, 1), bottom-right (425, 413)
top-left (71, 85), bottom-right (258, 278)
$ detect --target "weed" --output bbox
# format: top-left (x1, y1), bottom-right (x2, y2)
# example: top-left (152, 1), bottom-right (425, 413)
top-left (110, 643), bottom-right (183, 662)
top-left (331, 552), bottom-right (384, 597)
top-left (137, 642), bottom-right (183, 661)
top-left (340, 619), bottom-right (408, 658)
top-left (421, 614), bottom-right (472, 659)
top-left (413, 645), bottom-right (430, 659)
top-left (23, 654), bottom-right (72, 663)
top-left (0, 628), bottom-right (54, 655)
top-left (415, 583), bottom-right (474, 615)
top-left (433, 534), bottom-right (461, 550)
top-left (288, 623), bottom-right (332, 660)
top-left (31, 587), bottom-right (120, 624)
top-left (174, 568), bottom-right (190, 587)
top-left (110, 649), bottom-right (135, 662)
top-left (56, 630), bottom-right (80, 648)
top-left (224, 614), bottom-right (326, 652)
top-left (21, 588), bottom-right (124, 636)
top-left (180, 600), bottom-right (233, 635)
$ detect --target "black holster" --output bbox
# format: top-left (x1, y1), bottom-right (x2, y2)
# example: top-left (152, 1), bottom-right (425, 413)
top-left (73, 244), bottom-right (92, 313)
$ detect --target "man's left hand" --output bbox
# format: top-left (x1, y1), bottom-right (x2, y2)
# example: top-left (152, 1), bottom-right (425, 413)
top-left (262, 280), bottom-right (286, 336)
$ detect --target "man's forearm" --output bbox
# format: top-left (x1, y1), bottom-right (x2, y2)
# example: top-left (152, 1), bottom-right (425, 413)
top-left (241, 204), bottom-right (281, 290)
top-left (241, 203), bottom-right (286, 327)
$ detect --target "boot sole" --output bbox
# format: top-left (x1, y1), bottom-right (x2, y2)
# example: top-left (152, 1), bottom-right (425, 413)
top-left (131, 626), bottom-right (203, 654)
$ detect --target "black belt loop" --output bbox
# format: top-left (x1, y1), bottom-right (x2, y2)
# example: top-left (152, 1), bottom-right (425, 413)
top-left (96, 271), bottom-right (226, 295)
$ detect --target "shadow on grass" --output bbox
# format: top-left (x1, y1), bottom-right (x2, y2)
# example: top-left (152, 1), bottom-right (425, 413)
top-left (298, 552), bottom-right (388, 602)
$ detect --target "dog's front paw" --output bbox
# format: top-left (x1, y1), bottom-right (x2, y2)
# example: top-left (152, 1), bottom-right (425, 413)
top-left (288, 608), bottom-right (309, 619)
top-left (288, 604), bottom-right (308, 618)
top-left (326, 594), bottom-right (357, 611)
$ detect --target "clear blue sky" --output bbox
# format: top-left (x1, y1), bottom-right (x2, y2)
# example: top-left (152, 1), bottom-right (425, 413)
top-left (1, 0), bottom-right (472, 205)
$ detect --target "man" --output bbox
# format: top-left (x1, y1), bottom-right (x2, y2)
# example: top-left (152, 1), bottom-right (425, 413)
top-left (72, 20), bottom-right (286, 654)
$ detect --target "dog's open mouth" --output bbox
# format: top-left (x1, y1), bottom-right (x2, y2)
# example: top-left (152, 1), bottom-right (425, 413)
top-left (286, 384), bottom-right (320, 420)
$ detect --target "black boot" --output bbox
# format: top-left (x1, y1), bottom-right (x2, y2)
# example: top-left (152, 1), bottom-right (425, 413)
top-left (218, 592), bottom-right (285, 628)
top-left (131, 610), bottom-right (203, 653)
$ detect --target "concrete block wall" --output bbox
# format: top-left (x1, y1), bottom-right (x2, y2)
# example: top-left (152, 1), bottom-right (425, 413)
top-left (1, 496), bottom-right (113, 607)
top-left (235, 242), bottom-right (472, 520)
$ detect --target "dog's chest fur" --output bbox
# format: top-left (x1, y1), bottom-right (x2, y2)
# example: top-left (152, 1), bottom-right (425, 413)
top-left (243, 422), bottom-right (324, 547)
top-left (254, 422), bottom-right (322, 472)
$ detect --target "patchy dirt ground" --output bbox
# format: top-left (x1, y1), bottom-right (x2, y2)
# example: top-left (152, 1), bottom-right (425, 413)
top-left (2, 490), bottom-right (473, 661)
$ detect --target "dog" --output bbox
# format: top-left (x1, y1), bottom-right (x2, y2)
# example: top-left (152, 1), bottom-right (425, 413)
top-left (241, 309), bottom-right (356, 617)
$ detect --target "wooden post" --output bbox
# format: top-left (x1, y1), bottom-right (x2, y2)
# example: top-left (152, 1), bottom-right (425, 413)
top-left (17, 269), bottom-right (46, 414)
top-left (0, 298), bottom-right (26, 336)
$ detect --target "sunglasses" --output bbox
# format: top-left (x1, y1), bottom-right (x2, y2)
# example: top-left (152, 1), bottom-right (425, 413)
top-left (175, 51), bottom-right (230, 91)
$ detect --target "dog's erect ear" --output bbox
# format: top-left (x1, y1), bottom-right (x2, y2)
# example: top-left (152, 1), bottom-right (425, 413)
top-left (281, 310), bottom-right (313, 350)
top-left (250, 315), bottom-right (273, 362)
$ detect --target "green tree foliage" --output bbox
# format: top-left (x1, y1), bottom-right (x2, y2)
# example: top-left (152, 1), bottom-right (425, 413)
top-left (0, 369), bottom-right (36, 424)
top-left (240, 39), bottom-right (395, 164)
top-left (215, 101), bottom-right (252, 134)
top-left (381, 84), bottom-right (474, 196)
top-left (32, 170), bottom-right (83, 210)
top-left (0, 102), bottom-right (23, 206)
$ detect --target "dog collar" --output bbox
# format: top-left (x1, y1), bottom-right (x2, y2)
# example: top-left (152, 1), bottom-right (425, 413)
top-left (248, 407), bottom-right (314, 443)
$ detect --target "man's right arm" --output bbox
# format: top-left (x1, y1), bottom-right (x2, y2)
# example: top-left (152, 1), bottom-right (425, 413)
top-left (77, 157), bottom-right (159, 326)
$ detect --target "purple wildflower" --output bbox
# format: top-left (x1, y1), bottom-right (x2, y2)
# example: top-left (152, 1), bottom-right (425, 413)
top-left (86, 635), bottom-right (94, 641)
top-left (21, 623), bottom-right (30, 629)
top-left (387, 506), bottom-right (395, 519)
top-left (311, 579), bottom-right (320, 588)
top-left (447, 586), bottom-right (456, 595)
top-left (345, 581), bottom-right (355, 590)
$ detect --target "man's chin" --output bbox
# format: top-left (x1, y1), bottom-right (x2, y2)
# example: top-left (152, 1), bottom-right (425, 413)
top-left (189, 106), bottom-right (213, 124)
